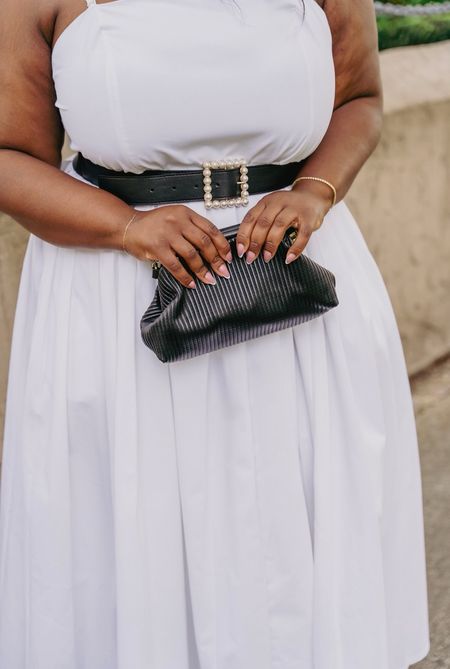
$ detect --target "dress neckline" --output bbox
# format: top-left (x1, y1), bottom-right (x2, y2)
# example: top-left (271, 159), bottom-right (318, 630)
top-left (51, 0), bottom-right (329, 63)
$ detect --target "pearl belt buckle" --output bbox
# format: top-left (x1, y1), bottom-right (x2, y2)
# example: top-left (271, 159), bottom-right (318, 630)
top-left (202, 158), bottom-right (249, 209)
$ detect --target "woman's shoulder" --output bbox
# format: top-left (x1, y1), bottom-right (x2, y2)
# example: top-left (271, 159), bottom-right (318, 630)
top-left (0, 0), bottom-right (62, 49)
top-left (0, 0), bottom-right (54, 46)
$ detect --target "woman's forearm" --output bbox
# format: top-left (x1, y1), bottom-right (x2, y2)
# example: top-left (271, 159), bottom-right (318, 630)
top-left (0, 149), bottom-right (135, 250)
top-left (292, 95), bottom-right (383, 206)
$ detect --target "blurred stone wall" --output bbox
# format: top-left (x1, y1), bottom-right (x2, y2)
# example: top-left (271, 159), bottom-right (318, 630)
top-left (0, 218), bottom-right (28, 453)
top-left (345, 40), bottom-right (450, 375)
top-left (1, 41), bottom-right (450, 457)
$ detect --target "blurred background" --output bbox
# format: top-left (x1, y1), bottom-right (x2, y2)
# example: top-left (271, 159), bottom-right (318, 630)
top-left (0, 1), bottom-right (449, 666)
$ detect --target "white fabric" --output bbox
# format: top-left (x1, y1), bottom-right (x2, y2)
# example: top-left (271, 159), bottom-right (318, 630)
top-left (0, 1), bottom-right (430, 668)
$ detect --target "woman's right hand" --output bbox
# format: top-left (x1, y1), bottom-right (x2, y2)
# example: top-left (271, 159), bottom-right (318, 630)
top-left (122, 204), bottom-right (233, 288)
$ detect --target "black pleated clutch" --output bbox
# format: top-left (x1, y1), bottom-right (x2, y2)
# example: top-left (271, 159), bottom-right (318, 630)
top-left (140, 223), bottom-right (339, 362)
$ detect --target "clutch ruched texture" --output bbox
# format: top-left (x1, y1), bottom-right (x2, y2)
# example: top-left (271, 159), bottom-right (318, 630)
top-left (140, 223), bottom-right (339, 362)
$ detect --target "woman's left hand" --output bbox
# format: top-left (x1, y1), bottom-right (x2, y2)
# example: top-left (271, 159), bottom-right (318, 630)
top-left (235, 187), bottom-right (333, 265)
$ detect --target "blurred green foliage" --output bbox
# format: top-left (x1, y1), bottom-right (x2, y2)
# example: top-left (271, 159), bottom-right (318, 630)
top-left (376, 2), bottom-right (450, 50)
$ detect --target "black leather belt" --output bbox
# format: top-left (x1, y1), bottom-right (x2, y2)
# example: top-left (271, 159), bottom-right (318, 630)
top-left (73, 152), bottom-right (304, 206)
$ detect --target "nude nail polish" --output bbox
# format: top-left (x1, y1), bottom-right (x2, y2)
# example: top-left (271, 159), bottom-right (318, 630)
top-left (204, 271), bottom-right (216, 285)
top-left (217, 264), bottom-right (230, 279)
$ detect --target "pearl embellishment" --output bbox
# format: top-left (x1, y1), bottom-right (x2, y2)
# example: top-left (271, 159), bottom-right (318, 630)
top-left (201, 158), bottom-right (249, 210)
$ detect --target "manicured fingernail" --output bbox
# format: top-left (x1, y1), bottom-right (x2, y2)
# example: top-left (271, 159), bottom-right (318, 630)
top-left (226, 251), bottom-right (233, 263)
top-left (246, 251), bottom-right (256, 264)
top-left (237, 243), bottom-right (245, 258)
top-left (285, 253), bottom-right (296, 265)
top-left (263, 250), bottom-right (272, 263)
top-left (188, 280), bottom-right (196, 289)
top-left (204, 271), bottom-right (216, 285)
top-left (217, 263), bottom-right (230, 279)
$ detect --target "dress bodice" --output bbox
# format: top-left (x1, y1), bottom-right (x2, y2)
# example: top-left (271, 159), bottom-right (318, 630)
top-left (51, 0), bottom-right (335, 173)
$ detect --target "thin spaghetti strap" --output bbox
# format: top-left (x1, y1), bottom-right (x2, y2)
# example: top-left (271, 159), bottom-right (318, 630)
top-left (85, 0), bottom-right (96, 6)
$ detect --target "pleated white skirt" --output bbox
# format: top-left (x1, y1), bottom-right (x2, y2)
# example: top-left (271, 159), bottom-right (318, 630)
top-left (0, 163), bottom-right (430, 668)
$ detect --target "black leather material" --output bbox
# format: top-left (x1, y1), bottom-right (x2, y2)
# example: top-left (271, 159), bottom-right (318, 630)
top-left (140, 223), bottom-right (339, 363)
top-left (72, 152), bottom-right (305, 205)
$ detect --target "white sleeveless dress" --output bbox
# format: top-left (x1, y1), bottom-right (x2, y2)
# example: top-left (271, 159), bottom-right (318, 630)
top-left (0, 0), bottom-right (430, 667)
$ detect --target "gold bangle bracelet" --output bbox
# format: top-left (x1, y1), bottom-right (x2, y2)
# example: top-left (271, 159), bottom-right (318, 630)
top-left (122, 210), bottom-right (139, 254)
top-left (291, 176), bottom-right (337, 207)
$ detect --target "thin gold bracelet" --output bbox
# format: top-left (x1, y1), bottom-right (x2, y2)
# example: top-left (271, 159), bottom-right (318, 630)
top-left (291, 176), bottom-right (337, 207)
top-left (122, 210), bottom-right (139, 254)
